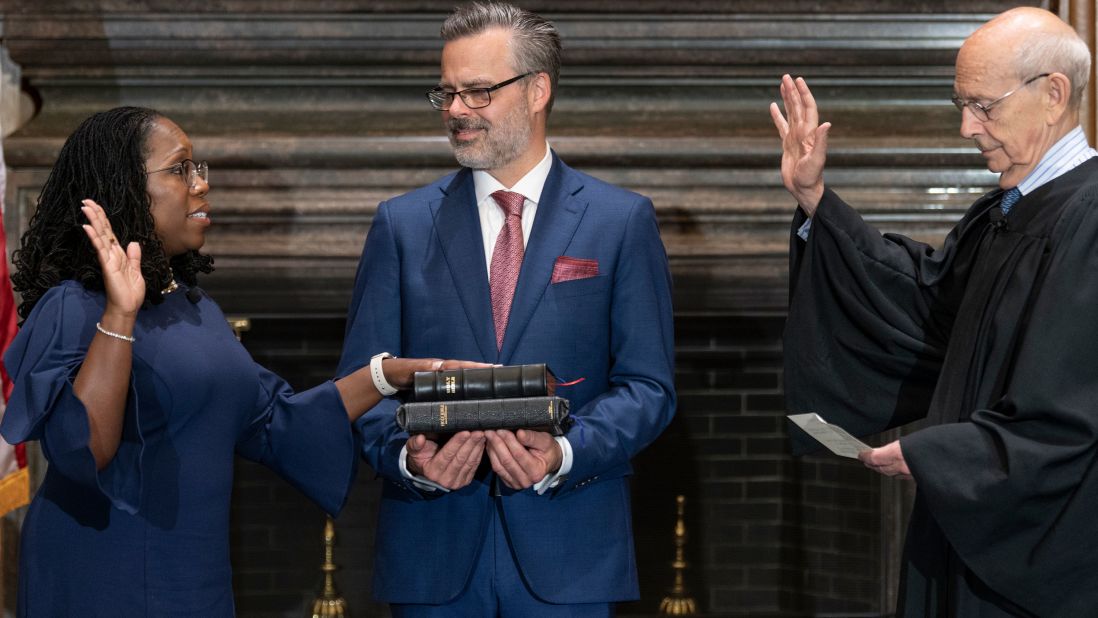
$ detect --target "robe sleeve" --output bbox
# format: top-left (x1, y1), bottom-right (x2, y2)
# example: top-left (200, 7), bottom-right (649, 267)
top-left (901, 188), bottom-right (1098, 616)
top-left (0, 283), bottom-right (145, 513)
top-left (784, 188), bottom-right (981, 446)
top-left (234, 365), bottom-right (360, 516)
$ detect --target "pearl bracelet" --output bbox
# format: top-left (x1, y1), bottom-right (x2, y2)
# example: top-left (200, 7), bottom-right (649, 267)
top-left (96, 321), bottom-right (135, 343)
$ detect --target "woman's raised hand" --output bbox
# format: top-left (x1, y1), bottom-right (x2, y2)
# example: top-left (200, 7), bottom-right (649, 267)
top-left (81, 199), bottom-right (145, 316)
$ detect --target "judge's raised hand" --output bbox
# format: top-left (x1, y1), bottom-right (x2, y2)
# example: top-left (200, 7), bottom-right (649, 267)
top-left (858, 440), bottom-right (913, 480)
top-left (769, 75), bottom-right (831, 216)
top-left (406, 431), bottom-right (486, 490)
top-left (80, 199), bottom-right (145, 317)
top-left (485, 428), bottom-right (562, 491)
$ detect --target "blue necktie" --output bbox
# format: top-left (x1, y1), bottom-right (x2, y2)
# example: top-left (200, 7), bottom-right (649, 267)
top-left (1000, 187), bottom-right (1021, 216)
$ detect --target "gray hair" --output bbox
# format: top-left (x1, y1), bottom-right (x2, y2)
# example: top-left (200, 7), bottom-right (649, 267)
top-left (1013, 29), bottom-right (1091, 109)
top-left (441, 1), bottom-right (562, 113)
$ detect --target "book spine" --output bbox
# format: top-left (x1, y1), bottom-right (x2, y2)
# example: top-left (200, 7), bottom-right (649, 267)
top-left (412, 364), bottom-right (549, 401)
top-left (396, 396), bottom-right (570, 435)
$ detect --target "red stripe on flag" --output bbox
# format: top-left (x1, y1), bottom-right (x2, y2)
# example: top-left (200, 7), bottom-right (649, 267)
top-left (0, 120), bottom-right (30, 516)
top-left (0, 141), bottom-right (20, 415)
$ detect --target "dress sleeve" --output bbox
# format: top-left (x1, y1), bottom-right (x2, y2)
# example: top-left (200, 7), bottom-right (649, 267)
top-left (0, 284), bottom-right (145, 513)
top-left (234, 364), bottom-right (360, 516)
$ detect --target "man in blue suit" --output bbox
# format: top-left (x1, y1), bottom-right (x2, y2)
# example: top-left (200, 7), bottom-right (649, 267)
top-left (338, 3), bottom-right (676, 615)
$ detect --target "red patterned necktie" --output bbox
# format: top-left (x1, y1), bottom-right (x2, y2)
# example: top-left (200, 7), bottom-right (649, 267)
top-left (489, 190), bottom-right (526, 350)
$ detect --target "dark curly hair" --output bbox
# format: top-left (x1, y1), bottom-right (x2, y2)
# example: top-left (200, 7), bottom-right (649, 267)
top-left (11, 106), bottom-right (214, 320)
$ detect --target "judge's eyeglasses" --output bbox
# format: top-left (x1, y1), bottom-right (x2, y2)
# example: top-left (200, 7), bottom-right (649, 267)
top-left (951, 73), bottom-right (1050, 122)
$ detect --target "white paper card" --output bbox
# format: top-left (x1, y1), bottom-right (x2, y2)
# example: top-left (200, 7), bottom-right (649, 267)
top-left (787, 413), bottom-right (871, 459)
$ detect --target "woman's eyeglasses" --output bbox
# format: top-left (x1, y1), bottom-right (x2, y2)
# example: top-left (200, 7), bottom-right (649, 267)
top-left (148, 159), bottom-right (209, 189)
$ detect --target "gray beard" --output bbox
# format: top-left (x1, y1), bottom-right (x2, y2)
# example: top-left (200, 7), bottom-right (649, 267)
top-left (448, 104), bottom-right (532, 171)
top-left (451, 126), bottom-right (531, 170)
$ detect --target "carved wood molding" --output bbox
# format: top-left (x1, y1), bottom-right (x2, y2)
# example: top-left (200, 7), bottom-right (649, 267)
top-left (1, 2), bottom-right (1031, 314)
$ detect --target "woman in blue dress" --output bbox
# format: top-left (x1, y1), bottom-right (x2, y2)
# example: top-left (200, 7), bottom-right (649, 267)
top-left (0, 107), bottom-right (470, 616)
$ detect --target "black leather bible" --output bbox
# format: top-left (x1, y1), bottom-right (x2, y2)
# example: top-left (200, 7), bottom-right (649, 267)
top-left (396, 396), bottom-right (572, 436)
top-left (411, 363), bottom-right (558, 402)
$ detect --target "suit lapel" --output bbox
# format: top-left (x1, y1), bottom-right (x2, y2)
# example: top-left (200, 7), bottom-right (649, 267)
top-left (431, 169), bottom-right (498, 361)
top-left (499, 154), bottom-right (589, 362)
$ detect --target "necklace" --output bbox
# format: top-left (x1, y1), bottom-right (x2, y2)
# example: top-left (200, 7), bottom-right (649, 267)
top-left (161, 277), bottom-right (179, 295)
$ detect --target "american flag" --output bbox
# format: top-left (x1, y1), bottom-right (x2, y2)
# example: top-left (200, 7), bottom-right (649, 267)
top-left (0, 66), bottom-right (29, 516)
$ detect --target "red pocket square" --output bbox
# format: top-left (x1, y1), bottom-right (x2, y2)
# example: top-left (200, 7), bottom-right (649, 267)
top-left (552, 256), bottom-right (600, 283)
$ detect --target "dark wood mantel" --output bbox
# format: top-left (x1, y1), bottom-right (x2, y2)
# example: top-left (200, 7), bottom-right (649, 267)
top-left (1, 1), bottom-right (1011, 318)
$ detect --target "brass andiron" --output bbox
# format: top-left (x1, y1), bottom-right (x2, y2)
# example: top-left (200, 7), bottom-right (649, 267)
top-left (225, 317), bottom-right (251, 342)
top-left (310, 515), bottom-right (347, 618)
top-left (659, 495), bottom-right (697, 615)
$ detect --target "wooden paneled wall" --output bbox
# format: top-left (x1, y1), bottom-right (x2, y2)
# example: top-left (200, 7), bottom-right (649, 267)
top-left (1, 1), bottom-right (1032, 318)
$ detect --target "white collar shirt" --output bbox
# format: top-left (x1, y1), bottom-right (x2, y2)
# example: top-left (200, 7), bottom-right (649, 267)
top-left (472, 143), bottom-right (553, 277)
top-left (1016, 125), bottom-right (1098, 196)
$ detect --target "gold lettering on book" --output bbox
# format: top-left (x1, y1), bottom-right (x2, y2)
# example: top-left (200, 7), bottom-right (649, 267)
top-left (547, 400), bottom-right (554, 420)
top-left (445, 376), bottom-right (456, 394)
top-left (439, 404), bottom-right (448, 427)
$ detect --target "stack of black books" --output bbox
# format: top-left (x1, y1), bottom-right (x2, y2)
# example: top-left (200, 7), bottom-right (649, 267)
top-left (395, 364), bottom-right (572, 436)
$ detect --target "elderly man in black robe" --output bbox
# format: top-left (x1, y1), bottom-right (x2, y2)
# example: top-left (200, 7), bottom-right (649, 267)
top-left (772, 7), bottom-right (1098, 617)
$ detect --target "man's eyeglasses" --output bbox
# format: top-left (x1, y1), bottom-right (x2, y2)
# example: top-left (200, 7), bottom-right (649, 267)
top-left (951, 73), bottom-right (1050, 122)
top-left (426, 73), bottom-right (533, 111)
top-left (148, 159), bottom-right (209, 189)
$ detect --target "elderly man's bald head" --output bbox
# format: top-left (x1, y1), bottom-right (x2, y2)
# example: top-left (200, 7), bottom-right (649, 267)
top-left (953, 8), bottom-right (1092, 188)
top-left (960, 7), bottom-right (1090, 109)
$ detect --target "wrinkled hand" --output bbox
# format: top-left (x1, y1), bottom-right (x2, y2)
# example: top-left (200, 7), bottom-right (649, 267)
top-left (382, 358), bottom-right (493, 390)
top-left (858, 440), bottom-right (912, 480)
top-left (406, 431), bottom-right (485, 490)
top-left (81, 199), bottom-right (144, 316)
top-left (485, 429), bottom-right (562, 491)
top-left (769, 74), bottom-right (830, 216)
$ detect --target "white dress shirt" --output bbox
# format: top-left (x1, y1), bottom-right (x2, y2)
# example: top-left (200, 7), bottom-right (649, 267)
top-left (1016, 126), bottom-right (1098, 197)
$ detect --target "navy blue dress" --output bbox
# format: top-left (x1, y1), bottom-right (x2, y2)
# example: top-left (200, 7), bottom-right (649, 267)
top-left (0, 280), bottom-right (358, 617)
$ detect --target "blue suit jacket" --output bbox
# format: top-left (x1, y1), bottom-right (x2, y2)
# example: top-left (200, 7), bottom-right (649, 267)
top-left (338, 153), bottom-right (676, 604)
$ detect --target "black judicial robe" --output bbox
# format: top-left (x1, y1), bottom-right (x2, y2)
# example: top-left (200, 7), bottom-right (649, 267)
top-left (785, 158), bottom-right (1098, 617)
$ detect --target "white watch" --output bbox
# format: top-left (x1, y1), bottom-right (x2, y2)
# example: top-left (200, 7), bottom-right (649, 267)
top-left (370, 352), bottom-right (399, 397)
